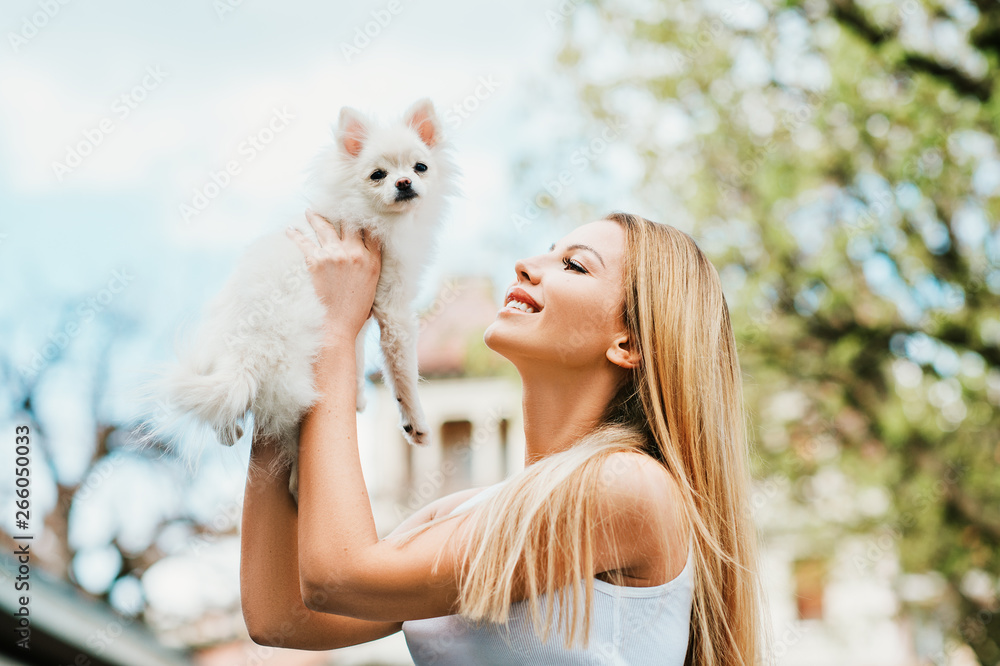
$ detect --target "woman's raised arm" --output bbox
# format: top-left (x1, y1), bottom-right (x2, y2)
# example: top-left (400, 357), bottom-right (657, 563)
top-left (238, 434), bottom-right (403, 649)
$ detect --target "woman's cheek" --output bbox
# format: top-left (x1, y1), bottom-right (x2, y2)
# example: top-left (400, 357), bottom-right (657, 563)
top-left (547, 302), bottom-right (601, 361)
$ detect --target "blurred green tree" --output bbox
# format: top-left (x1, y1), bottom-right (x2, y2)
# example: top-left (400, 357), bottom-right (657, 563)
top-left (548, 0), bottom-right (1000, 661)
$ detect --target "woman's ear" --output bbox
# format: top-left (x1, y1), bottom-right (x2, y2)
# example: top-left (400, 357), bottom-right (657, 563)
top-left (606, 333), bottom-right (641, 370)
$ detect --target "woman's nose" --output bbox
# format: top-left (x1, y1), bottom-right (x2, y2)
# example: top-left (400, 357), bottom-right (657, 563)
top-left (514, 256), bottom-right (540, 284)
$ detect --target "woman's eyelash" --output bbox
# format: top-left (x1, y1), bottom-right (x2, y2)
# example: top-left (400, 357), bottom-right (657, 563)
top-left (562, 257), bottom-right (587, 273)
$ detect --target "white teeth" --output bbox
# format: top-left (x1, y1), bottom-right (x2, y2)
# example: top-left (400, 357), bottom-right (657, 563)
top-left (505, 299), bottom-right (537, 313)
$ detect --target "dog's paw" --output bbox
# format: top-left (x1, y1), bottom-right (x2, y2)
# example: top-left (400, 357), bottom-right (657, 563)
top-left (401, 419), bottom-right (430, 446)
top-left (356, 390), bottom-right (367, 413)
top-left (213, 421), bottom-right (244, 447)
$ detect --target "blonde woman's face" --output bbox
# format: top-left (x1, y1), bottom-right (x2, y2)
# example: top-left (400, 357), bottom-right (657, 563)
top-left (485, 219), bottom-right (626, 369)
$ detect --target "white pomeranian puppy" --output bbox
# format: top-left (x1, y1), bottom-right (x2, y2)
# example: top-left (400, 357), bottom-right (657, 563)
top-left (152, 98), bottom-right (458, 501)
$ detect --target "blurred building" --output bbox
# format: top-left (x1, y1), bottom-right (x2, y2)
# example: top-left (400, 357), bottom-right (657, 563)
top-left (367, 275), bottom-right (525, 533)
top-left (756, 499), bottom-right (926, 665)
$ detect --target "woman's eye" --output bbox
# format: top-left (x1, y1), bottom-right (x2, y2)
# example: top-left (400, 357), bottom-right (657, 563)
top-left (414, 162), bottom-right (428, 173)
top-left (562, 257), bottom-right (586, 273)
top-left (370, 169), bottom-right (387, 181)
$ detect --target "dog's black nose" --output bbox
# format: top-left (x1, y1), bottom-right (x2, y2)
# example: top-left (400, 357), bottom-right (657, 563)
top-left (396, 178), bottom-right (411, 191)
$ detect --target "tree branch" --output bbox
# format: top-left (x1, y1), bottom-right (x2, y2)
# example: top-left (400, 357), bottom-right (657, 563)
top-left (829, 0), bottom-right (995, 101)
top-left (901, 54), bottom-right (993, 102)
top-left (830, 0), bottom-right (890, 45)
top-left (944, 483), bottom-right (1000, 544)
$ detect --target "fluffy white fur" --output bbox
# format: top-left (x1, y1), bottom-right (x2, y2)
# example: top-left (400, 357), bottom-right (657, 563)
top-left (149, 99), bottom-right (458, 501)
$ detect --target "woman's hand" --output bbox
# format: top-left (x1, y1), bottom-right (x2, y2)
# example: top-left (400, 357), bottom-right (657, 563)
top-left (287, 210), bottom-right (381, 343)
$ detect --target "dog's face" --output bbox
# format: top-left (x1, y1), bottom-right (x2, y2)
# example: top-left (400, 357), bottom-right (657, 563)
top-left (337, 99), bottom-right (443, 214)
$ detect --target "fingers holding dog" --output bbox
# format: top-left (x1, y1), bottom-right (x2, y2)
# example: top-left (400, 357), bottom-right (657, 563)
top-left (285, 226), bottom-right (318, 268)
top-left (357, 226), bottom-right (381, 255)
top-left (288, 211), bottom-right (381, 340)
top-left (305, 208), bottom-right (342, 245)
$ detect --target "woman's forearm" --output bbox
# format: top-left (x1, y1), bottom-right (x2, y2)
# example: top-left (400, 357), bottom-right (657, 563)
top-left (296, 331), bottom-right (380, 606)
top-left (239, 435), bottom-right (404, 648)
top-left (239, 437), bottom-right (310, 645)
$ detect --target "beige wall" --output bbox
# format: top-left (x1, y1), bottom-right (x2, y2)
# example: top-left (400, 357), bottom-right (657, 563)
top-left (366, 375), bottom-right (524, 533)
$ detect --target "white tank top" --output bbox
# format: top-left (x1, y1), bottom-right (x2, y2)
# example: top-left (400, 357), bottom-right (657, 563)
top-left (402, 479), bottom-right (694, 665)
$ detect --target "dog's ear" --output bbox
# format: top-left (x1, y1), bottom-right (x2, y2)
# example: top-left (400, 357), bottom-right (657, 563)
top-left (337, 107), bottom-right (368, 157)
top-left (404, 98), bottom-right (441, 148)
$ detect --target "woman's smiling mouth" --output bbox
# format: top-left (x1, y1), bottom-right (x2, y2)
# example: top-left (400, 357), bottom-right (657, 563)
top-left (503, 300), bottom-right (537, 313)
top-left (502, 287), bottom-right (542, 314)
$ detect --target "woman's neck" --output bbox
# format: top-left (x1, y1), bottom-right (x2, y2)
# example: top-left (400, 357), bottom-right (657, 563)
top-left (518, 363), bottom-right (620, 465)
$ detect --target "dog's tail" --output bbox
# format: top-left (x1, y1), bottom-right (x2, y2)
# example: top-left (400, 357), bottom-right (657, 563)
top-left (129, 352), bottom-right (257, 469)
top-left (165, 356), bottom-right (256, 446)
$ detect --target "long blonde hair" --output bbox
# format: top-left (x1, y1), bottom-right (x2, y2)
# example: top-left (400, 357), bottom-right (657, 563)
top-left (392, 213), bottom-right (767, 664)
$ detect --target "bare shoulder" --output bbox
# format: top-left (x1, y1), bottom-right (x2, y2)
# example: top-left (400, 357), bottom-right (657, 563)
top-left (385, 485), bottom-right (490, 538)
top-left (428, 486), bottom-right (492, 520)
top-left (596, 451), bottom-right (688, 583)
top-left (598, 451), bottom-right (681, 508)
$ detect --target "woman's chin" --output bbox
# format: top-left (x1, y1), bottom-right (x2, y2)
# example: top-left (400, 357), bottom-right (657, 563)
top-left (485, 333), bottom-right (549, 377)
top-left (483, 323), bottom-right (522, 361)
top-left (482, 323), bottom-right (502, 353)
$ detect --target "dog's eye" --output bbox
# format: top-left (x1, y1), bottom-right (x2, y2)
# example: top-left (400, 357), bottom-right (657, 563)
top-left (370, 169), bottom-right (387, 181)
top-left (414, 163), bottom-right (428, 173)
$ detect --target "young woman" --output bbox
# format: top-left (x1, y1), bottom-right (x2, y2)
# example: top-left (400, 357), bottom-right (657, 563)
top-left (240, 211), bottom-right (768, 665)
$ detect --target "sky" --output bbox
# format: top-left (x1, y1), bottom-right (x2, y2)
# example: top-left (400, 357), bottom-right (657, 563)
top-left (0, 0), bottom-right (607, 619)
